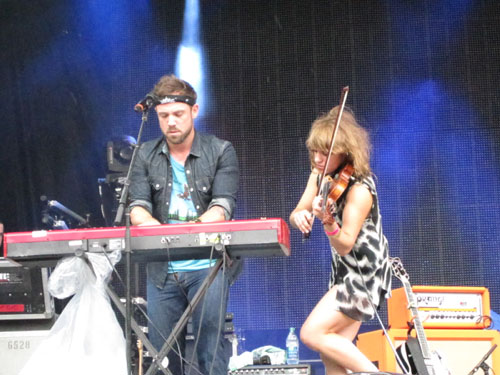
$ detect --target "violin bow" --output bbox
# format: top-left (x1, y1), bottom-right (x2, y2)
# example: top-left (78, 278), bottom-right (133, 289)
top-left (304, 86), bottom-right (349, 239)
top-left (318, 86), bottom-right (350, 185)
top-left (317, 86), bottom-right (349, 220)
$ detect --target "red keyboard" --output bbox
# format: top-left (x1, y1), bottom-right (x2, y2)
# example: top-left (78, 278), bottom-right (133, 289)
top-left (4, 218), bottom-right (290, 263)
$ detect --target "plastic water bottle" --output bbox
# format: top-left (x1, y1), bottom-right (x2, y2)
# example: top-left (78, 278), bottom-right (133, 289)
top-left (286, 327), bottom-right (299, 365)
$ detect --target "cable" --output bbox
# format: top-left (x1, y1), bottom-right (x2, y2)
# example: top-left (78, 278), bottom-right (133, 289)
top-left (186, 243), bottom-right (217, 375)
top-left (352, 253), bottom-right (410, 374)
top-left (187, 235), bottom-right (229, 375)
top-left (98, 227), bottom-right (228, 375)
top-left (208, 246), bottom-right (228, 375)
top-left (478, 315), bottom-right (492, 328)
top-left (160, 237), bottom-right (205, 375)
top-left (97, 240), bottom-right (188, 374)
top-left (97, 179), bottom-right (108, 225)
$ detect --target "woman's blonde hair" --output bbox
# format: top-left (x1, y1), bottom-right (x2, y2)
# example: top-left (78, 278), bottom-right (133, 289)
top-left (306, 106), bottom-right (372, 178)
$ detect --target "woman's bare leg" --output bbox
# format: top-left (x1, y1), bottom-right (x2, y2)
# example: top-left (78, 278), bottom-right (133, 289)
top-left (300, 287), bottom-right (378, 375)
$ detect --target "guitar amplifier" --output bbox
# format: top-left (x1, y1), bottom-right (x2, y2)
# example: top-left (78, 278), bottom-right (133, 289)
top-left (388, 286), bottom-right (490, 329)
top-left (356, 328), bottom-right (500, 375)
top-left (228, 364), bottom-right (311, 374)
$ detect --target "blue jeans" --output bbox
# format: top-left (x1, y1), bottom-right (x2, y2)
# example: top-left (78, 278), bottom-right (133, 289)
top-left (147, 266), bottom-right (230, 375)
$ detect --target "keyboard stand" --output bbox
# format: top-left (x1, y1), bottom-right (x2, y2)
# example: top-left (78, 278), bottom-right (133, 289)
top-left (76, 251), bottom-right (170, 374)
top-left (81, 238), bottom-right (229, 375)
top-left (105, 284), bottom-right (171, 375)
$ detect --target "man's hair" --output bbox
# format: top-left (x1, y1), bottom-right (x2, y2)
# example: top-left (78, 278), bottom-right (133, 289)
top-left (152, 74), bottom-right (197, 101)
top-left (306, 106), bottom-right (372, 178)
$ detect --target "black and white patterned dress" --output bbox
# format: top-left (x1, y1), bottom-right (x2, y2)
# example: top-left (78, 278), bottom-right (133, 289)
top-left (329, 174), bottom-right (391, 322)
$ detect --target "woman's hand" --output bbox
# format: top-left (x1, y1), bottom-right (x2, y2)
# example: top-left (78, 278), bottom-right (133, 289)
top-left (292, 209), bottom-right (315, 234)
top-left (311, 196), bottom-right (324, 221)
top-left (312, 196), bottom-right (337, 225)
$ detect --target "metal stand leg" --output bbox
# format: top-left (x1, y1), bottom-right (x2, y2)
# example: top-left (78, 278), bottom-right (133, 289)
top-left (468, 344), bottom-right (497, 375)
top-left (105, 284), bottom-right (172, 375)
top-left (80, 253), bottom-right (170, 375)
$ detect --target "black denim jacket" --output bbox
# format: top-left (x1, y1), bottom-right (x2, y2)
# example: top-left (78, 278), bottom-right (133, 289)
top-left (129, 132), bottom-right (239, 222)
top-left (128, 132), bottom-right (240, 287)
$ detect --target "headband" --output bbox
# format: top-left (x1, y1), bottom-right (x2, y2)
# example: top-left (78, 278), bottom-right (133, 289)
top-left (158, 95), bottom-right (196, 106)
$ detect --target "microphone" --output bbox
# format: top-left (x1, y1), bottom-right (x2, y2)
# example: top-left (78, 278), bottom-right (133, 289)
top-left (47, 200), bottom-right (87, 226)
top-left (134, 93), bottom-right (159, 113)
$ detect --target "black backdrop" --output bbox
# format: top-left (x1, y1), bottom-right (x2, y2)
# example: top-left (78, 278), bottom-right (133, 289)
top-left (1, 0), bottom-right (500, 362)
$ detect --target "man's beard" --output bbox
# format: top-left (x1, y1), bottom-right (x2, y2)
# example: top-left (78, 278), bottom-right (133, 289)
top-left (166, 126), bottom-right (192, 145)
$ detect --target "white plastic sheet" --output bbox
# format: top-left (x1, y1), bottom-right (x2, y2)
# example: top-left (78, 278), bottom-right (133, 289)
top-left (19, 251), bottom-right (127, 375)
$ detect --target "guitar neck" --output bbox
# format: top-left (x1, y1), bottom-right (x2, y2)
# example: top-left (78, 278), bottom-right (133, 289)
top-left (402, 281), bottom-right (432, 359)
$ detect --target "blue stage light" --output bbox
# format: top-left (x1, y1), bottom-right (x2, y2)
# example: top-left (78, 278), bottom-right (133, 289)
top-left (175, 0), bottom-right (205, 117)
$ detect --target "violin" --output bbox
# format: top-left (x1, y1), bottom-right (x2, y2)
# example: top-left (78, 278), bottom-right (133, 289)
top-left (320, 163), bottom-right (354, 225)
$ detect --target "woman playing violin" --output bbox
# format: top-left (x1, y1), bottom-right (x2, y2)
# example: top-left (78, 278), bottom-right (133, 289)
top-left (290, 106), bottom-right (391, 375)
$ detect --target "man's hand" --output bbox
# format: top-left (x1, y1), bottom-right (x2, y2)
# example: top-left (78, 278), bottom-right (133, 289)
top-left (137, 219), bottom-right (161, 226)
top-left (196, 205), bottom-right (226, 223)
top-left (130, 206), bottom-right (161, 226)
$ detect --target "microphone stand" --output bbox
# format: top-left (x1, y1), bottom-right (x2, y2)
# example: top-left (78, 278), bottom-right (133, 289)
top-left (468, 344), bottom-right (497, 375)
top-left (113, 110), bottom-right (149, 375)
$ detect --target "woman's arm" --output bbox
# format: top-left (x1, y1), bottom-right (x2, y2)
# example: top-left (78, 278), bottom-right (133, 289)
top-left (318, 183), bottom-right (373, 256)
top-left (290, 171), bottom-right (320, 234)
